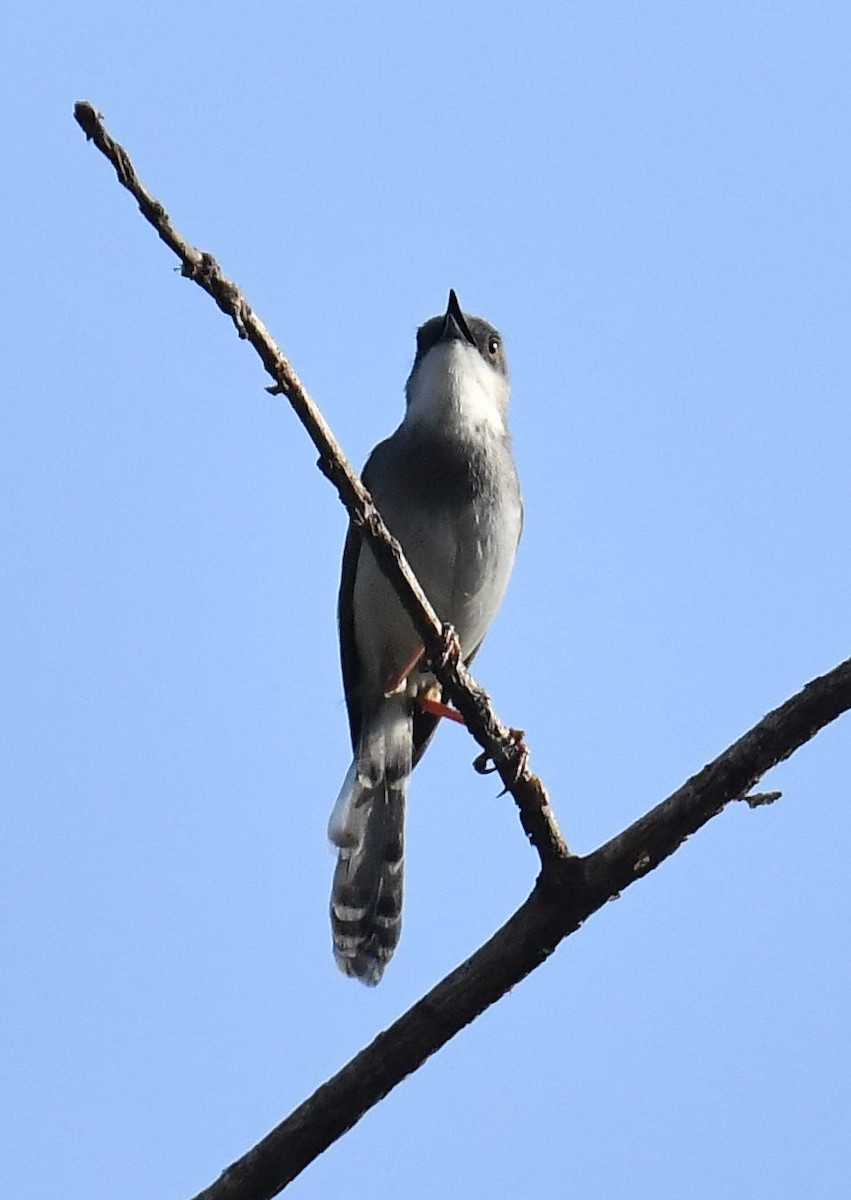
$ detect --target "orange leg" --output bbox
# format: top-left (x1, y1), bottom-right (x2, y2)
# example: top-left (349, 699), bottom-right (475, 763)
top-left (418, 695), bottom-right (466, 725)
top-left (383, 646), bottom-right (425, 697)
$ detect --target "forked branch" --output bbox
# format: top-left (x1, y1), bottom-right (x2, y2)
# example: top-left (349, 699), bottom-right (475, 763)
top-left (73, 100), bottom-right (851, 1200)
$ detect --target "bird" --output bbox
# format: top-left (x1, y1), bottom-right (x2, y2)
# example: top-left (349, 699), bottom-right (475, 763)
top-left (328, 290), bottom-right (523, 985)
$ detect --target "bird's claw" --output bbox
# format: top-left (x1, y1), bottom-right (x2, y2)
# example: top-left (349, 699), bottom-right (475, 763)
top-left (473, 727), bottom-right (529, 792)
top-left (429, 624), bottom-right (460, 673)
top-left (473, 749), bottom-right (497, 776)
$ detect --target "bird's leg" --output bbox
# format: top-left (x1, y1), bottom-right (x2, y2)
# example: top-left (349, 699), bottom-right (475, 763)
top-left (386, 626), bottom-right (467, 721)
top-left (413, 624), bottom-right (466, 722)
top-left (383, 646), bottom-right (425, 698)
top-left (418, 694), bottom-right (466, 725)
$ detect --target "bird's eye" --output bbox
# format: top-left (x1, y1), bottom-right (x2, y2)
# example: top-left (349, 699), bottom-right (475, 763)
top-left (487, 335), bottom-right (500, 357)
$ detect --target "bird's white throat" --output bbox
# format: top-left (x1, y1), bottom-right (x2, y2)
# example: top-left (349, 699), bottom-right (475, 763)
top-left (405, 341), bottom-right (509, 439)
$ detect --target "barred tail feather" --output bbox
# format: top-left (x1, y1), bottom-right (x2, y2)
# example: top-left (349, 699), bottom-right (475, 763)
top-left (329, 699), bottom-right (411, 985)
top-left (330, 777), bottom-right (405, 985)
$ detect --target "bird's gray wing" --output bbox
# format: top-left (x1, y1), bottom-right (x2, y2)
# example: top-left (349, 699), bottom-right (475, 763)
top-left (338, 442), bottom-right (443, 766)
top-left (337, 518), bottom-right (365, 753)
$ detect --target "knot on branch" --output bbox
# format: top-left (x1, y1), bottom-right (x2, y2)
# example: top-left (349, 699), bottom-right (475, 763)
top-left (181, 254), bottom-right (252, 337)
top-left (182, 250), bottom-right (220, 286)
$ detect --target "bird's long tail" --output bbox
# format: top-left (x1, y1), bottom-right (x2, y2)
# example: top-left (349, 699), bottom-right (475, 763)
top-left (328, 699), bottom-right (411, 985)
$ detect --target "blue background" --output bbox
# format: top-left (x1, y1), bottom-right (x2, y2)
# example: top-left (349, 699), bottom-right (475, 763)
top-left (2, 4), bottom-right (850, 1197)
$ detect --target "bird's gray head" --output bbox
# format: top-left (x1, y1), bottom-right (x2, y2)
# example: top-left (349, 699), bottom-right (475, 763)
top-left (404, 290), bottom-right (510, 438)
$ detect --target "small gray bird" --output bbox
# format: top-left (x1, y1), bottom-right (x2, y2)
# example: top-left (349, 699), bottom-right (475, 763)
top-left (329, 290), bottom-right (523, 985)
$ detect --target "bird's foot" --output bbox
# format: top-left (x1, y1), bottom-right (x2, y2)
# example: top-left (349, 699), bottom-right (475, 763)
top-left (428, 623), bottom-right (461, 672)
top-left (473, 727), bottom-right (529, 791)
top-left (472, 750), bottom-right (495, 775)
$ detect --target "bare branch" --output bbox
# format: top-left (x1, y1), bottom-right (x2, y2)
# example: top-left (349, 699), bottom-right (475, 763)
top-left (187, 656), bottom-right (851, 1200)
top-left (72, 99), bottom-right (567, 865)
top-left (73, 101), bottom-right (851, 1199)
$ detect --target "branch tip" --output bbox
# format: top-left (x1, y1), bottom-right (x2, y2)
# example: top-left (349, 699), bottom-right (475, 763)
top-left (73, 100), bottom-right (101, 140)
top-left (741, 790), bottom-right (782, 809)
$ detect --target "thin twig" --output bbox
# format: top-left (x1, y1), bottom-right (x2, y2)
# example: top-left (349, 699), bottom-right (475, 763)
top-left (739, 791), bottom-right (782, 808)
top-left (72, 99), bottom-right (567, 864)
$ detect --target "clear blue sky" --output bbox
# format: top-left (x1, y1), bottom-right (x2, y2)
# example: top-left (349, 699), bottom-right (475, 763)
top-left (2, 4), bottom-right (850, 1197)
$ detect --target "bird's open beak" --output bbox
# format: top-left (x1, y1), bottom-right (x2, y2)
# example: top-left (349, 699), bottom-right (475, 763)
top-left (441, 289), bottom-right (476, 346)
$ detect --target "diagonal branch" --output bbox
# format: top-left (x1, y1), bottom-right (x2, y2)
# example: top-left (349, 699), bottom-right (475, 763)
top-left (73, 101), bottom-right (851, 1199)
top-left (72, 99), bottom-right (566, 864)
top-left (186, 655), bottom-right (851, 1200)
